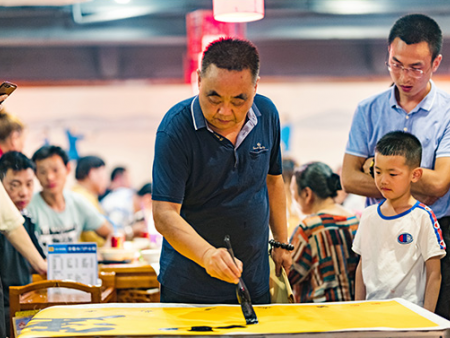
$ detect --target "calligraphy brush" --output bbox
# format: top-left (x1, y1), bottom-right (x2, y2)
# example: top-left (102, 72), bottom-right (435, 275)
top-left (224, 235), bottom-right (258, 325)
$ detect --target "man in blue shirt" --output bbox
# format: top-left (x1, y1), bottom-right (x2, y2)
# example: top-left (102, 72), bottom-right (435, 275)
top-left (342, 14), bottom-right (450, 319)
top-left (152, 38), bottom-right (291, 304)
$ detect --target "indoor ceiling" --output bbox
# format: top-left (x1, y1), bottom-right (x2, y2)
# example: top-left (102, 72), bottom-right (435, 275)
top-left (0, 0), bottom-right (449, 81)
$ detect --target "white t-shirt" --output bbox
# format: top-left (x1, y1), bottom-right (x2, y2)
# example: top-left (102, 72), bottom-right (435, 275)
top-left (0, 181), bottom-right (23, 232)
top-left (28, 190), bottom-right (105, 251)
top-left (101, 187), bottom-right (134, 229)
top-left (352, 201), bottom-right (446, 307)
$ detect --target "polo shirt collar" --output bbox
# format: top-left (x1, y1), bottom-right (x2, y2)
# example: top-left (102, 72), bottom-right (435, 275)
top-left (190, 95), bottom-right (261, 131)
top-left (191, 96), bottom-right (206, 130)
top-left (389, 80), bottom-right (436, 113)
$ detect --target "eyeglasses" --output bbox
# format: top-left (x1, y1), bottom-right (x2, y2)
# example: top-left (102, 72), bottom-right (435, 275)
top-left (385, 61), bottom-right (426, 79)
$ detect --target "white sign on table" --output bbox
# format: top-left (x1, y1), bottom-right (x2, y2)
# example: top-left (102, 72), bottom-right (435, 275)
top-left (47, 243), bottom-right (98, 286)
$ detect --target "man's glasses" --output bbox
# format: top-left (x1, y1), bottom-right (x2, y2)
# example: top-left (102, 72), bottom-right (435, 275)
top-left (385, 61), bottom-right (426, 79)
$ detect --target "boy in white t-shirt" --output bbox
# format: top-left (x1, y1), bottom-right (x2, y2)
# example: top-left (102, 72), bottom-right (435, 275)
top-left (353, 131), bottom-right (446, 312)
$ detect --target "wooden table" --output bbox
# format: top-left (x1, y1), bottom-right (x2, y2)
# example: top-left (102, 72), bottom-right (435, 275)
top-left (99, 263), bottom-right (158, 289)
top-left (99, 263), bottom-right (159, 302)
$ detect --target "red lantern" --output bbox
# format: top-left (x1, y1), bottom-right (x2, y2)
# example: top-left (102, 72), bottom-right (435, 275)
top-left (213, 0), bottom-right (264, 23)
top-left (185, 10), bottom-right (246, 88)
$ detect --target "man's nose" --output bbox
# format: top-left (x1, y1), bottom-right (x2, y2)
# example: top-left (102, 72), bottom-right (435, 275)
top-left (18, 185), bottom-right (28, 197)
top-left (218, 103), bottom-right (233, 115)
top-left (399, 68), bottom-right (414, 80)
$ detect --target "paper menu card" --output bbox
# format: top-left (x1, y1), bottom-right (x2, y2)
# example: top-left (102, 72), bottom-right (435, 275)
top-left (47, 243), bottom-right (98, 286)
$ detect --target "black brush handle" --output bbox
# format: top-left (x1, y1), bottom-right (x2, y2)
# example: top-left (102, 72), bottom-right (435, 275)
top-left (224, 235), bottom-right (258, 325)
top-left (224, 235), bottom-right (237, 266)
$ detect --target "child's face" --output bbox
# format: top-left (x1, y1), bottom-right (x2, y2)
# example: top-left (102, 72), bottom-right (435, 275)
top-left (374, 153), bottom-right (419, 201)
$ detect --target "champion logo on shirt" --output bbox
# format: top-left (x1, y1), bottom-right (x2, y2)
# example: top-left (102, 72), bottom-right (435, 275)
top-left (397, 233), bottom-right (413, 245)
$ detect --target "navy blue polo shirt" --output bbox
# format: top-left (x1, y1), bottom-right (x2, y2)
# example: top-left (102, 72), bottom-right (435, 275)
top-left (152, 93), bottom-right (282, 302)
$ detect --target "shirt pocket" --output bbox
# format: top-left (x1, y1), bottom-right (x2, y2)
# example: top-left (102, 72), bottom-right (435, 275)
top-left (249, 148), bottom-right (269, 159)
top-left (243, 148), bottom-right (270, 185)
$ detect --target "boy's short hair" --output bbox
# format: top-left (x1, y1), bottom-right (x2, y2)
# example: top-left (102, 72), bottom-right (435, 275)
top-left (0, 151), bottom-right (35, 180)
top-left (75, 156), bottom-right (105, 180)
top-left (32, 145), bottom-right (69, 166)
top-left (375, 131), bottom-right (422, 168)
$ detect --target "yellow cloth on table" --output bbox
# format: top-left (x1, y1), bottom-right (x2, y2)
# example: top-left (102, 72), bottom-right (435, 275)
top-left (19, 300), bottom-right (446, 337)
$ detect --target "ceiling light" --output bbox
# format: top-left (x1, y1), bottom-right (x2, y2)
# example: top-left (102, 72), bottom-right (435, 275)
top-left (213, 0), bottom-right (264, 23)
top-left (311, 0), bottom-right (385, 15)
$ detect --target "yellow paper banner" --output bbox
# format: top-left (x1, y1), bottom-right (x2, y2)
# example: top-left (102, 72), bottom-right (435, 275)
top-left (19, 300), bottom-right (442, 337)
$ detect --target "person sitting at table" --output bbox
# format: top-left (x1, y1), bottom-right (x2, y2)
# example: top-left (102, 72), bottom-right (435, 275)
top-left (99, 166), bottom-right (129, 201)
top-left (0, 109), bottom-right (25, 157)
top-left (72, 155), bottom-right (109, 247)
top-left (27, 145), bottom-right (112, 252)
top-left (127, 182), bottom-right (162, 246)
top-left (100, 166), bottom-right (135, 233)
top-left (288, 162), bottom-right (359, 303)
top-left (0, 151), bottom-right (46, 335)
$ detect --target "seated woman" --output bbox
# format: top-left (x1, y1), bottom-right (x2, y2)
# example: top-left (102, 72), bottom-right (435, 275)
top-left (288, 162), bottom-right (359, 303)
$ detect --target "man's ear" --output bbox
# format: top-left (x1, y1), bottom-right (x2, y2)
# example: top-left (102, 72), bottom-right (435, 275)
top-left (197, 69), bottom-right (202, 88)
top-left (432, 54), bottom-right (443, 73)
top-left (66, 161), bottom-right (72, 175)
top-left (411, 167), bottom-right (423, 183)
top-left (254, 76), bottom-right (260, 94)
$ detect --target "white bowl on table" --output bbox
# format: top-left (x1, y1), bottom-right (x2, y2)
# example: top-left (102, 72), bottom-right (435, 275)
top-left (141, 249), bottom-right (161, 264)
top-left (132, 237), bottom-right (151, 251)
top-left (99, 248), bottom-right (136, 261)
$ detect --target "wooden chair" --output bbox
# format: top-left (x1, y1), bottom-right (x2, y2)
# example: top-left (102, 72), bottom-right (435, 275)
top-left (9, 275), bottom-right (116, 338)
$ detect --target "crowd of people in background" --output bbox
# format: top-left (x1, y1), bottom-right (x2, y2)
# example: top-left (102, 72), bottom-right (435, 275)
top-left (0, 10), bottom-right (449, 338)
top-left (0, 108), bottom-right (157, 336)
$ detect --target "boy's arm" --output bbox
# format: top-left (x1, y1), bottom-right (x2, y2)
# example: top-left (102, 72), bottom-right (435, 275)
top-left (423, 256), bottom-right (441, 312)
top-left (354, 259), bottom-right (366, 300)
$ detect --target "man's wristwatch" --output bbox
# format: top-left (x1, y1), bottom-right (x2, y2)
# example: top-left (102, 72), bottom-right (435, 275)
top-left (369, 159), bottom-right (374, 178)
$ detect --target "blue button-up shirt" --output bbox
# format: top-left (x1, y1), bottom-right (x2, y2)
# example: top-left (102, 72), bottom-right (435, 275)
top-left (346, 81), bottom-right (450, 218)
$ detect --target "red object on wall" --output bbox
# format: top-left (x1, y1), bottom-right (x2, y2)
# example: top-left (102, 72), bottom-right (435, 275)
top-left (185, 10), bottom-right (246, 87)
